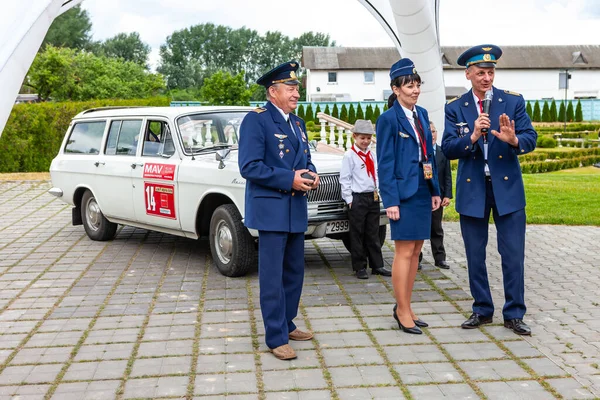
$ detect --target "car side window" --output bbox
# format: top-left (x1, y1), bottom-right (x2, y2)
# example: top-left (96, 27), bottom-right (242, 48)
top-left (142, 120), bottom-right (176, 158)
top-left (104, 119), bottom-right (142, 156)
top-left (64, 121), bottom-right (106, 154)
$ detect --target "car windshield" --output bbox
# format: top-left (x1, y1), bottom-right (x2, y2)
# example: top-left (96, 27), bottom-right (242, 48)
top-left (176, 112), bottom-right (247, 154)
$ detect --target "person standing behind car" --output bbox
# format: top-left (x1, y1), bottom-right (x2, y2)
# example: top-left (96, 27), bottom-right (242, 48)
top-left (238, 60), bottom-right (320, 360)
top-left (340, 119), bottom-right (392, 280)
top-left (377, 58), bottom-right (441, 335)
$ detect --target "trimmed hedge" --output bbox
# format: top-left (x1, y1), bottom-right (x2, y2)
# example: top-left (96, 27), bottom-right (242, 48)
top-left (0, 97), bottom-right (170, 173)
top-left (520, 148), bottom-right (600, 163)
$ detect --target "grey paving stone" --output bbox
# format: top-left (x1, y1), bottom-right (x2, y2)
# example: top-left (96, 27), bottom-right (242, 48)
top-left (477, 380), bottom-right (556, 400)
top-left (321, 347), bottom-right (385, 367)
top-left (329, 365), bottom-right (395, 387)
top-left (394, 362), bottom-right (463, 384)
top-left (11, 346), bottom-right (72, 365)
top-left (74, 343), bottom-right (134, 361)
top-left (130, 355), bottom-right (191, 377)
top-left (260, 349), bottom-right (320, 370)
top-left (444, 342), bottom-right (508, 361)
top-left (63, 360), bottom-right (128, 381)
top-left (265, 390), bottom-right (332, 400)
top-left (408, 383), bottom-right (478, 399)
top-left (337, 386), bottom-right (406, 399)
top-left (123, 376), bottom-right (189, 398)
top-left (372, 330), bottom-right (433, 346)
top-left (198, 336), bottom-right (254, 354)
top-left (428, 327), bottom-right (491, 343)
top-left (0, 384), bottom-right (50, 400)
top-left (0, 363), bottom-right (62, 384)
top-left (52, 380), bottom-right (121, 400)
top-left (546, 378), bottom-right (596, 399)
top-left (194, 372), bottom-right (258, 395)
top-left (502, 340), bottom-right (545, 357)
top-left (316, 331), bottom-right (373, 348)
top-left (196, 353), bottom-right (255, 374)
top-left (262, 369), bottom-right (327, 391)
top-left (200, 321), bottom-right (252, 338)
top-left (137, 339), bottom-right (194, 357)
top-left (458, 359), bottom-right (531, 380)
top-left (384, 344), bottom-right (449, 363)
top-left (523, 357), bottom-right (569, 377)
top-left (311, 317), bottom-right (363, 332)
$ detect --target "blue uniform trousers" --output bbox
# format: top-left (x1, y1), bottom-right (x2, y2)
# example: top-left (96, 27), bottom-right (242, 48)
top-left (258, 231), bottom-right (305, 349)
top-left (459, 179), bottom-right (526, 320)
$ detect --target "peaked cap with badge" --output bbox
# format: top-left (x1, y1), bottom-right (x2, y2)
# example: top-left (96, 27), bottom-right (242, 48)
top-left (389, 58), bottom-right (418, 80)
top-left (256, 60), bottom-right (300, 88)
top-left (457, 44), bottom-right (503, 68)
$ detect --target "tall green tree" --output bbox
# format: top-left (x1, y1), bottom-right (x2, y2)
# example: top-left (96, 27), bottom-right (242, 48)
top-left (549, 100), bottom-right (557, 122)
top-left (315, 105), bottom-right (322, 121)
top-left (575, 100), bottom-right (583, 122)
top-left (340, 105), bottom-right (348, 122)
top-left (532, 101), bottom-right (541, 122)
top-left (566, 102), bottom-right (574, 122)
top-left (558, 101), bottom-right (566, 122)
top-left (542, 102), bottom-right (550, 122)
top-left (526, 102), bottom-right (533, 119)
top-left (199, 71), bottom-right (254, 106)
top-left (297, 104), bottom-right (305, 121)
top-left (27, 46), bottom-right (164, 101)
top-left (356, 104), bottom-right (365, 120)
top-left (98, 32), bottom-right (151, 67)
top-left (324, 105), bottom-right (331, 116)
top-left (332, 104), bottom-right (339, 119)
top-left (373, 106), bottom-right (381, 122)
top-left (365, 104), bottom-right (374, 122)
top-left (305, 104), bottom-right (314, 123)
top-left (42, 5), bottom-right (92, 50)
top-left (348, 104), bottom-right (356, 123)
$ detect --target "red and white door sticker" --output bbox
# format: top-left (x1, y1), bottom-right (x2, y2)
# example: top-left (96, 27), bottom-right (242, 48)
top-left (143, 163), bottom-right (175, 180)
top-left (144, 183), bottom-right (176, 219)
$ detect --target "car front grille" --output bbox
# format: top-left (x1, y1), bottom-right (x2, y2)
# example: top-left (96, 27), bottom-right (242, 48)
top-left (308, 173), bottom-right (342, 204)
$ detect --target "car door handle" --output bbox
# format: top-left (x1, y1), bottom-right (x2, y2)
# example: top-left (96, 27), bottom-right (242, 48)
top-left (94, 161), bottom-right (105, 167)
top-left (131, 163), bottom-right (143, 169)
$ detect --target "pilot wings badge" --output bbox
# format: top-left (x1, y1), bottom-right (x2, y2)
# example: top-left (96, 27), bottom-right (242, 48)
top-left (456, 122), bottom-right (468, 137)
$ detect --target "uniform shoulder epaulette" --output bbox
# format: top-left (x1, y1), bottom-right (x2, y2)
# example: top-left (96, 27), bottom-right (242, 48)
top-left (252, 107), bottom-right (267, 113)
top-left (504, 90), bottom-right (521, 97)
top-left (446, 97), bottom-right (459, 105)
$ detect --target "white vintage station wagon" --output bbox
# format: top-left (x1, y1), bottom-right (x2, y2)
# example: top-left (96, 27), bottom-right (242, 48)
top-left (49, 106), bottom-right (387, 277)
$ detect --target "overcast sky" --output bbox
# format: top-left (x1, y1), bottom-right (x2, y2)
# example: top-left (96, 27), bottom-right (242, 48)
top-left (82, 0), bottom-right (600, 69)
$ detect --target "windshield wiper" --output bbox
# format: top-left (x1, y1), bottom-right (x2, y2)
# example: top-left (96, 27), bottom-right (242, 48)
top-left (190, 143), bottom-right (232, 155)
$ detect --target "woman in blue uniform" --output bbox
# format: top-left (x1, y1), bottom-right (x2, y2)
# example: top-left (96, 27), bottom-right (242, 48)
top-left (376, 58), bottom-right (441, 334)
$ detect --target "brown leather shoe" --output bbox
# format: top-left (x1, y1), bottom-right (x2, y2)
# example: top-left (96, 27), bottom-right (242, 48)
top-left (289, 329), bottom-right (314, 341)
top-left (271, 344), bottom-right (297, 360)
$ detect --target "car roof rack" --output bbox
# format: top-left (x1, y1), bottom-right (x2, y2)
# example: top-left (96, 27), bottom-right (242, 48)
top-left (81, 106), bottom-right (149, 114)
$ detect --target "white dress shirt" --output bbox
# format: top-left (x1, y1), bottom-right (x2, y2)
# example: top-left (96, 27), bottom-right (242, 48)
top-left (400, 104), bottom-right (422, 162)
top-left (472, 92), bottom-right (490, 176)
top-left (340, 145), bottom-right (378, 204)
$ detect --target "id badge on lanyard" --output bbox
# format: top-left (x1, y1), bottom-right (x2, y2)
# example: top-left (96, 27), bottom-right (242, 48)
top-left (422, 162), bottom-right (433, 180)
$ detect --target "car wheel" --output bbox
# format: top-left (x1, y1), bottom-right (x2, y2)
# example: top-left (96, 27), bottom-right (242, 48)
top-left (341, 224), bottom-right (387, 253)
top-left (209, 204), bottom-right (257, 277)
top-left (81, 190), bottom-right (117, 241)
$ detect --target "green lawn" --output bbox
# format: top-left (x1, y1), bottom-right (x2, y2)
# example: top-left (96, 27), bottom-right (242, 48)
top-left (443, 166), bottom-right (600, 226)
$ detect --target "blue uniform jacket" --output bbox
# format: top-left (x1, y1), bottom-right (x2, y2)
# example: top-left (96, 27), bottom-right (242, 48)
top-left (238, 101), bottom-right (316, 233)
top-left (441, 87), bottom-right (537, 218)
top-left (376, 101), bottom-right (440, 209)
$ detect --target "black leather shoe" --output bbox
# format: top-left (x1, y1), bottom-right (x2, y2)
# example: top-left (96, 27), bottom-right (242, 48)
top-left (504, 319), bottom-right (531, 336)
top-left (372, 267), bottom-right (392, 276)
top-left (414, 319), bottom-right (429, 328)
top-left (435, 260), bottom-right (450, 269)
top-left (461, 313), bottom-right (493, 329)
top-left (356, 268), bottom-right (368, 279)
top-left (393, 305), bottom-right (422, 334)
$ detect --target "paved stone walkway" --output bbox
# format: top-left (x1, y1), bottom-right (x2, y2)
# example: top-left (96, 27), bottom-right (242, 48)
top-left (0, 180), bottom-right (598, 399)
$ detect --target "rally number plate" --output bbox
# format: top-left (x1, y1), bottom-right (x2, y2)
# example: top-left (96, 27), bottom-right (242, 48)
top-left (326, 220), bottom-right (350, 234)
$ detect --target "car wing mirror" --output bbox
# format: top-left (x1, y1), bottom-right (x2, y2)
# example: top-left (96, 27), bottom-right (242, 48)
top-left (216, 148), bottom-right (231, 169)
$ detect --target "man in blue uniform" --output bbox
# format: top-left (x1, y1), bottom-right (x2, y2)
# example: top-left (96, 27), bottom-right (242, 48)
top-left (238, 61), bottom-right (319, 360)
top-left (441, 45), bottom-right (537, 336)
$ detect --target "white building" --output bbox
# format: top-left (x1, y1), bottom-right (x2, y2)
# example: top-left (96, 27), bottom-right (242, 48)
top-left (302, 46), bottom-right (600, 102)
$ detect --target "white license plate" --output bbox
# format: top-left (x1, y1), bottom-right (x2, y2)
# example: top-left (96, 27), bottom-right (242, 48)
top-left (326, 220), bottom-right (350, 233)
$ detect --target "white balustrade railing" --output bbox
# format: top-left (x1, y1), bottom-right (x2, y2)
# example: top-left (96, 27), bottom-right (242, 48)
top-left (316, 112), bottom-right (377, 152)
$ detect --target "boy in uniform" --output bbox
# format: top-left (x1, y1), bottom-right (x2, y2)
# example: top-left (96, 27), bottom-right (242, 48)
top-left (340, 120), bottom-right (392, 279)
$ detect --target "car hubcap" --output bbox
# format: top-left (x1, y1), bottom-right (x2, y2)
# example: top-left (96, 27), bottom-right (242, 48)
top-left (215, 220), bottom-right (233, 264)
top-left (86, 197), bottom-right (101, 232)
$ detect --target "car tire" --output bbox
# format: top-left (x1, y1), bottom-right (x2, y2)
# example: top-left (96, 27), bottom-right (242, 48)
top-left (209, 204), bottom-right (257, 277)
top-left (81, 190), bottom-right (118, 241)
top-left (341, 224), bottom-right (387, 253)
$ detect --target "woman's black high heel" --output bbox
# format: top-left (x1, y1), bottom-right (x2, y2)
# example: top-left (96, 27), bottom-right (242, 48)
top-left (393, 304), bottom-right (422, 334)
top-left (414, 319), bottom-right (429, 328)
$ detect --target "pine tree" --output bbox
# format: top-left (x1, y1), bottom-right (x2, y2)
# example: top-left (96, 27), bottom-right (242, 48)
top-left (332, 104), bottom-right (339, 119)
top-left (348, 104), bottom-right (356, 123)
top-left (373, 106), bottom-right (381, 122)
top-left (315, 104), bottom-right (322, 121)
top-left (297, 104), bottom-right (305, 121)
top-left (323, 104), bottom-right (330, 116)
top-left (526, 102), bottom-right (533, 119)
top-left (566, 101), bottom-right (574, 122)
top-left (532, 101), bottom-right (541, 122)
top-left (542, 102), bottom-right (550, 122)
top-left (356, 104), bottom-right (365, 120)
top-left (365, 104), bottom-right (373, 122)
top-left (305, 104), bottom-right (314, 123)
top-left (575, 100), bottom-right (583, 122)
top-left (549, 100), bottom-right (557, 122)
top-left (340, 104), bottom-right (348, 122)
top-left (558, 101), bottom-right (566, 122)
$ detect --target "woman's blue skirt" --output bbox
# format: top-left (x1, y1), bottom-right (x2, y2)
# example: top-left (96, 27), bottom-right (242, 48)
top-left (389, 170), bottom-right (432, 241)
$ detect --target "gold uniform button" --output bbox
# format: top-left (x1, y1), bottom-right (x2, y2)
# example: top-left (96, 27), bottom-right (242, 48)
top-left (304, 149), bottom-right (307, 153)
top-left (286, 149), bottom-right (290, 153)
top-left (303, 192), bottom-right (307, 196)
top-left (466, 178), bottom-right (471, 182)
top-left (498, 155), bottom-right (503, 159)
top-left (291, 192), bottom-right (295, 196)
top-left (504, 176), bottom-right (508, 181)
top-left (465, 145), bottom-right (469, 150)
top-left (521, 149), bottom-right (525, 153)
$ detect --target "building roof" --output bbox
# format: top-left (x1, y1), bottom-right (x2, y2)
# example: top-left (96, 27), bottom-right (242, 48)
top-left (302, 45), bottom-right (600, 70)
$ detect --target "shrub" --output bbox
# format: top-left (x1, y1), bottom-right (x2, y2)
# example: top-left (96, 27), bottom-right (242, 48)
top-left (332, 104), bottom-right (339, 119)
top-left (567, 102), bottom-right (574, 122)
top-left (536, 136), bottom-right (557, 148)
top-left (305, 104), bottom-right (314, 123)
top-left (575, 100), bottom-right (583, 122)
top-left (533, 101), bottom-right (541, 122)
top-left (550, 100), bottom-right (557, 122)
top-left (340, 104), bottom-right (348, 122)
top-left (526, 102), bottom-right (533, 119)
top-left (305, 121), bottom-right (315, 131)
top-left (297, 104), bottom-right (305, 121)
top-left (542, 102), bottom-right (550, 122)
top-left (348, 104), bottom-right (356, 123)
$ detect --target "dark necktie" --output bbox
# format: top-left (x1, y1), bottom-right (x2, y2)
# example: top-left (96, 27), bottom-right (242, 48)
top-left (412, 111), bottom-right (425, 160)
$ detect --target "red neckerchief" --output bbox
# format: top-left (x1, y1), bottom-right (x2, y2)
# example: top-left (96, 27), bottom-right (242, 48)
top-left (412, 110), bottom-right (428, 162)
top-left (352, 144), bottom-right (376, 185)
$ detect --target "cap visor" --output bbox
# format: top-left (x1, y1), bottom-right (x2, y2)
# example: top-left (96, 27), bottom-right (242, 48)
top-left (468, 62), bottom-right (496, 68)
top-left (283, 80), bottom-right (300, 85)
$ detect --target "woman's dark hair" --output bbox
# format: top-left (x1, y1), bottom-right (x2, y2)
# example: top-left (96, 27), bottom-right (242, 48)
top-left (387, 93), bottom-right (396, 109)
top-left (390, 73), bottom-right (422, 90)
